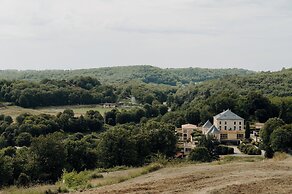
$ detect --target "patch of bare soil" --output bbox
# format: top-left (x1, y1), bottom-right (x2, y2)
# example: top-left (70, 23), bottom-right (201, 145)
top-left (77, 157), bottom-right (292, 194)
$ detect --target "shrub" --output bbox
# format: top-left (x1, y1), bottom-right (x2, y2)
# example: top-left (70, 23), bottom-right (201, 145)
top-left (188, 147), bottom-right (212, 162)
top-left (217, 145), bottom-right (234, 155)
top-left (61, 170), bottom-right (90, 189)
top-left (90, 173), bottom-right (104, 179)
top-left (144, 163), bottom-right (164, 173)
top-left (238, 143), bottom-right (261, 155)
top-left (247, 147), bottom-right (261, 155)
top-left (16, 173), bottom-right (30, 187)
top-left (265, 146), bottom-right (274, 158)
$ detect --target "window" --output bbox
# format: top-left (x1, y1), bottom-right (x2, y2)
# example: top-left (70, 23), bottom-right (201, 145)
top-left (224, 126), bottom-right (227, 130)
top-left (220, 134), bottom-right (228, 139)
top-left (219, 121), bottom-right (221, 124)
top-left (219, 126), bottom-right (221, 130)
top-left (239, 122), bottom-right (241, 125)
top-left (234, 121), bottom-right (236, 125)
top-left (225, 121), bottom-right (227, 125)
top-left (237, 134), bottom-right (244, 139)
top-left (234, 126), bottom-right (236, 130)
top-left (183, 134), bottom-right (187, 140)
top-left (239, 126), bottom-right (242, 130)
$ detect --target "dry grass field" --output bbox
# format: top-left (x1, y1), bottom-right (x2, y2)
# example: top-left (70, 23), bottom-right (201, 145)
top-left (77, 156), bottom-right (292, 194)
top-left (1, 156), bottom-right (291, 194)
top-left (0, 105), bottom-right (123, 120)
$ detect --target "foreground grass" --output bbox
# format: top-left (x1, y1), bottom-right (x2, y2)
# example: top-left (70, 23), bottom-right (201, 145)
top-left (0, 163), bottom-right (164, 194)
top-left (0, 156), bottom-right (268, 194)
top-left (0, 184), bottom-right (58, 194)
top-left (213, 155), bottom-right (264, 165)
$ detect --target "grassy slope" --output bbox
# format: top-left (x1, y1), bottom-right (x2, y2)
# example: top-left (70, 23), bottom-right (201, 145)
top-left (0, 105), bottom-right (125, 120)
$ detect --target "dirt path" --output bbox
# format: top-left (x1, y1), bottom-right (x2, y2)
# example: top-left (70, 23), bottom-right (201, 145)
top-left (76, 157), bottom-right (292, 194)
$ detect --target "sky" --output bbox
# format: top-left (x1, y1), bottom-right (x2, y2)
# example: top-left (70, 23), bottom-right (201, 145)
top-left (0, 0), bottom-right (292, 71)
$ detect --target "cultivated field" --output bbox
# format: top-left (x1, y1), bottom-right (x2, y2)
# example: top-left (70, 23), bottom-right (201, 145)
top-left (0, 105), bottom-right (126, 120)
top-left (77, 156), bottom-right (292, 194)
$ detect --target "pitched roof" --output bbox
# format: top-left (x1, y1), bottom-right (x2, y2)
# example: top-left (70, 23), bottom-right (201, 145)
top-left (206, 125), bottom-right (220, 134)
top-left (214, 109), bottom-right (244, 120)
top-left (202, 120), bottom-right (212, 129)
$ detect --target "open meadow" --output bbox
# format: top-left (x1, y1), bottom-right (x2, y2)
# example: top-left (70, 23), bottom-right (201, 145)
top-left (0, 104), bottom-right (128, 120)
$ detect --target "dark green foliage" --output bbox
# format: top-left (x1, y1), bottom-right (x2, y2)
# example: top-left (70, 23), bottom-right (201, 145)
top-left (197, 135), bottom-right (219, 158)
top-left (0, 154), bottom-right (14, 186)
top-left (16, 133), bottom-right (32, 147)
top-left (264, 146), bottom-right (274, 158)
top-left (270, 124), bottom-right (292, 152)
top-left (185, 109), bottom-right (200, 125)
top-left (0, 79), bottom-right (117, 108)
top-left (30, 133), bottom-right (66, 182)
top-left (188, 147), bottom-right (212, 162)
top-left (65, 138), bottom-right (98, 172)
top-left (4, 116), bottom-right (13, 125)
top-left (259, 118), bottom-right (285, 148)
top-left (0, 66), bottom-right (253, 85)
top-left (97, 127), bottom-right (138, 168)
top-left (245, 122), bottom-right (251, 139)
top-left (144, 121), bottom-right (177, 157)
top-left (216, 145), bottom-right (234, 155)
top-left (16, 173), bottom-right (30, 187)
top-left (238, 144), bottom-right (261, 155)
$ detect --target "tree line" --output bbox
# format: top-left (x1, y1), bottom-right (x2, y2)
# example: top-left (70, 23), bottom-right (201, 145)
top-left (0, 110), bottom-right (177, 186)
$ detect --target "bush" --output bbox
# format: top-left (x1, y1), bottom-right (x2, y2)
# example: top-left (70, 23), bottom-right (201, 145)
top-left (188, 147), bottom-right (212, 162)
top-left (144, 163), bottom-right (164, 173)
top-left (90, 173), bottom-right (103, 179)
top-left (238, 143), bottom-right (261, 155)
top-left (265, 146), bottom-right (274, 158)
top-left (247, 147), bottom-right (261, 155)
top-left (61, 170), bottom-right (90, 189)
top-left (16, 173), bottom-right (30, 187)
top-left (217, 145), bottom-right (234, 155)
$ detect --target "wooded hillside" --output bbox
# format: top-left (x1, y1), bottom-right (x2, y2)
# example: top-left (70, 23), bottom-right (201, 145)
top-left (0, 65), bottom-right (253, 86)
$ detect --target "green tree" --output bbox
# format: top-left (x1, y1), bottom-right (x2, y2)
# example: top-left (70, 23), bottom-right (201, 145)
top-left (260, 118), bottom-right (285, 149)
top-left (245, 121), bottom-right (251, 139)
top-left (188, 147), bottom-right (212, 162)
top-left (0, 155), bottom-right (14, 186)
top-left (270, 125), bottom-right (292, 152)
top-left (65, 139), bottom-right (98, 172)
top-left (97, 127), bottom-right (137, 168)
top-left (185, 109), bottom-right (200, 125)
top-left (16, 133), bottom-right (32, 147)
top-left (31, 133), bottom-right (66, 182)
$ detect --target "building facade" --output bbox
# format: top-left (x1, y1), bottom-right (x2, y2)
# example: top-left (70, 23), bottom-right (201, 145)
top-left (203, 109), bottom-right (245, 144)
top-left (176, 124), bottom-right (198, 156)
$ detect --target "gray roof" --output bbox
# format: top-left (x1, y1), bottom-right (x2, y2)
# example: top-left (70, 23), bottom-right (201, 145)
top-left (202, 120), bottom-right (212, 129)
top-left (206, 125), bottom-right (220, 134)
top-left (214, 109), bottom-right (244, 120)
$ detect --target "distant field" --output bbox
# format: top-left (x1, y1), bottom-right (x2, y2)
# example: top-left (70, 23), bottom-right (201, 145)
top-left (0, 105), bottom-right (127, 120)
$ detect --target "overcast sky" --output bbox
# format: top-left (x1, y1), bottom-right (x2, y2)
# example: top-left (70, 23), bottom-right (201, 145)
top-left (0, 0), bottom-right (291, 71)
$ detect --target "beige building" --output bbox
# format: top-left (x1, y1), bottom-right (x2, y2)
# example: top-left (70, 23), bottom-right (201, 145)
top-left (203, 109), bottom-right (245, 144)
top-left (176, 124), bottom-right (198, 155)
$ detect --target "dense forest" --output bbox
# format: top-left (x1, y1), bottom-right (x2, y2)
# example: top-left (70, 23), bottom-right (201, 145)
top-left (0, 67), bottom-right (292, 189)
top-left (167, 68), bottom-right (292, 124)
top-left (0, 65), bottom-right (253, 86)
